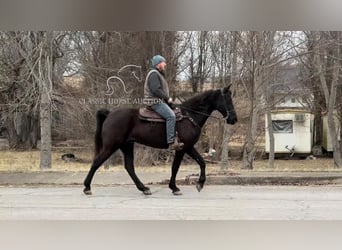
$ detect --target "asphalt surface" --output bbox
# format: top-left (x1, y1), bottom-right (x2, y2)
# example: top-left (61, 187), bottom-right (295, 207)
top-left (2, 169), bottom-right (342, 219)
top-left (2, 185), bottom-right (342, 219)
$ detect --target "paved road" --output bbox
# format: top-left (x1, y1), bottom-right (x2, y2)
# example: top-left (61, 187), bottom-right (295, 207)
top-left (1, 185), bottom-right (342, 220)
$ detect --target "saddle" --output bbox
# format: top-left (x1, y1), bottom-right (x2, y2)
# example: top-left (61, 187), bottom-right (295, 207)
top-left (138, 106), bottom-right (183, 122)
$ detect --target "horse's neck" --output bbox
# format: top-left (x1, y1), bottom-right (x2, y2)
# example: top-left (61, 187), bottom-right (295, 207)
top-left (181, 90), bottom-right (218, 127)
top-left (183, 101), bottom-right (214, 128)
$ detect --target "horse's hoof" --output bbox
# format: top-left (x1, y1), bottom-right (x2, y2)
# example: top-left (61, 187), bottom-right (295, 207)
top-left (143, 189), bottom-right (152, 195)
top-left (83, 189), bottom-right (92, 195)
top-left (173, 190), bottom-right (183, 196)
top-left (196, 183), bottom-right (203, 192)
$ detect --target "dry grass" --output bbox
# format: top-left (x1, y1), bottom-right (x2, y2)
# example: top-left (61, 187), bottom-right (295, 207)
top-left (244, 159), bottom-right (340, 172)
top-left (0, 149), bottom-right (340, 173)
top-left (0, 149), bottom-right (92, 172)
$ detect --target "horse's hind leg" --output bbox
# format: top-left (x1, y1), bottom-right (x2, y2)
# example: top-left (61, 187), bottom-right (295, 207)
top-left (120, 142), bottom-right (151, 195)
top-left (83, 148), bottom-right (115, 195)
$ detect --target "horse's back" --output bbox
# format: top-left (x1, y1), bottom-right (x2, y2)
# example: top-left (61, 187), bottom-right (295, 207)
top-left (100, 108), bottom-right (138, 141)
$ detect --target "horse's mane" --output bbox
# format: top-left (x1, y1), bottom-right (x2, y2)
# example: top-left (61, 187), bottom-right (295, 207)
top-left (181, 89), bottom-right (218, 109)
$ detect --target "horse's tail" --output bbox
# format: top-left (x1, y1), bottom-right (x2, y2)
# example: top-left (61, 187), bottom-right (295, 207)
top-left (94, 109), bottom-right (110, 156)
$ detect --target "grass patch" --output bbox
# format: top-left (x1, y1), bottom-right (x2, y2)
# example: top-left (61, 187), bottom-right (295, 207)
top-left (0, 149), bottom-right (339, 172)
top-left (0, 149), bottom-right (92, 172)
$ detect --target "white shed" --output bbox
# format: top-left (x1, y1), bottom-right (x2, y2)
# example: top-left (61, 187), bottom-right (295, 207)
top-left (265, 109), bottom-right (314, 155)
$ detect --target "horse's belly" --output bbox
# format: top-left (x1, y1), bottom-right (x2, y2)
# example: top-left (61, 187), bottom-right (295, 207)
top-left (129, 122), bottom-right (168, 149)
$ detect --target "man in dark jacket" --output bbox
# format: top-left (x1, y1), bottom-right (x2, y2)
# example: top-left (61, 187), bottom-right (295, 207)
top-left (144, 55), bottom-right (184, 151)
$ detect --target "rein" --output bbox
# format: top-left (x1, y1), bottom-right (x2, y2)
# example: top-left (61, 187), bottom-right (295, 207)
top-left (178, 106), bottom-right (226, 121)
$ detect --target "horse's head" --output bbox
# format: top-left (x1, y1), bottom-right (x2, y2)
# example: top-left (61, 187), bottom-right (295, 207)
top-left (217, 85), bottom-right (237, 125)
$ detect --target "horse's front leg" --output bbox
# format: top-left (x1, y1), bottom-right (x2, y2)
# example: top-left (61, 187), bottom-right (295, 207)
top-left (169, 150), bottom-right (185, 195)
top-left (187, 147), bottom-right (206, 192)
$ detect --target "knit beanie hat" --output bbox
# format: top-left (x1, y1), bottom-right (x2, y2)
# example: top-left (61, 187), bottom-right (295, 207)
top-left (152, 55), bottom-right (166, 67)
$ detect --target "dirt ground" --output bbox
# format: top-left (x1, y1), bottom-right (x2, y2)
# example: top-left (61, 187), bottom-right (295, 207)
top-left (0, 149), bottom-right (340, 173)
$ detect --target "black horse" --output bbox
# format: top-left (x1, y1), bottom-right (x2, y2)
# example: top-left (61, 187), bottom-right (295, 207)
top-left (83, 86), bottom-right (237, 195)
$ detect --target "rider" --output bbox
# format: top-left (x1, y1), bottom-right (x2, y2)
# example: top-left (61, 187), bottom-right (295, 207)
top-left (143, 55), bottom-right (184, 151)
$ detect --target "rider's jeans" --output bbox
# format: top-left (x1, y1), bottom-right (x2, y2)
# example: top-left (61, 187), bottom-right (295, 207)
top-left (151, 102), bottom-right (176, 144)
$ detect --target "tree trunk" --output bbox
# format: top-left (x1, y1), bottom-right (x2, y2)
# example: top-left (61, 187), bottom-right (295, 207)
top-left (312, 79), bottom-right (325, 146)
top-left (40, 90), bottom-right (52, 169)
top-left (220, 32), bottom-right (238, 170)
top-left (40, 32), bottom-right (53, 170)
top-left (315, 31), bottom-right (342, 167)
top-left (242, 103), bottom-right (259, 169)
top-left (266, 109), bottom-right (275, 168)
top-left (220, 125), bottom-right (230, 169)
top-left (328, 64), bottom-right (342, 167)
top-left (17, 112), bottom-right (39, 149)
top-left (4, 112), bottom-right (20, 149)
top-left (313, 107), bottom-right (323, 146)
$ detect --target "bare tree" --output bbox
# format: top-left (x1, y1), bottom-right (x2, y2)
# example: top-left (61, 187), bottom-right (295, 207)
top-left (0, 31), bottom-right (66, 151)
top-left (238, 31), bottom-right (309, 169)
top-left (240, 31), bottom-right (278, 169)
top-left (312, 31), bottom-right (342, 167)
top-left (262, 32), bottom-right (277, 168)
top-left (208, 31), bottom-right (240, 169)
top-left (301, 32), bottom-right (326, 148)
top-left (0, 32), bottom-right (41, 149)
top-left (185, 31), bottom-right (212, 93)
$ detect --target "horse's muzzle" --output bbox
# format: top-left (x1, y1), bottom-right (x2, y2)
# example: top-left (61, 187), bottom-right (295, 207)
top-left (227, 116), bottom-right (237, 125)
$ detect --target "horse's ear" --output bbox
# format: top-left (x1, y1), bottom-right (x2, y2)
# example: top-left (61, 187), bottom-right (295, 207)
top-left (223, 84), bottom-right (232, 94)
